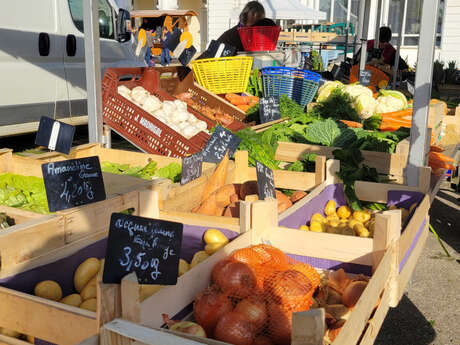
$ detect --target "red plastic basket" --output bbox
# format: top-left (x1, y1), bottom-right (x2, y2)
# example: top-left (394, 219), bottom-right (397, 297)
top-left (102, 67), bottom-right (214, 158)
top-left (238, 26), bottom-right (281, 52)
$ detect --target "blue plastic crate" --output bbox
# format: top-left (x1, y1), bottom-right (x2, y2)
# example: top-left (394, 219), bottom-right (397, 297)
top-left (261, 67), bottom-right (320, 107)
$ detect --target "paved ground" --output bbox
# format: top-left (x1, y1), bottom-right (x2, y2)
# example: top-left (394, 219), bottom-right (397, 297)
top-left (1, 129), bottom-right (459, 345)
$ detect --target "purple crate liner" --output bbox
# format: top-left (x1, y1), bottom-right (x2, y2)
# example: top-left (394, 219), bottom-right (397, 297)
top-left (279, 184), bottom-right (348, 228)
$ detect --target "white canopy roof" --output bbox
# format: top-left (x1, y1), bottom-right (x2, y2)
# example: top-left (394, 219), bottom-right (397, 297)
top-left (232, 0), bottom-right (327, 21)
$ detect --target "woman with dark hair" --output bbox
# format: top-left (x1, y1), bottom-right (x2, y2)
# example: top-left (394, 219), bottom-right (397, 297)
top-left (217, 1), bottom-right (266, 51)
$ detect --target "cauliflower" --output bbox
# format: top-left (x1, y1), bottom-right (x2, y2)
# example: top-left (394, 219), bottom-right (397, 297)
top-left (354, 93), bottom-right (376, 119)
top-left (343, 84), bottom-right (373, 99)
top-left (317, 81), bottom-right (343, 102)
top-left (375, 90), bottom-right (408, 114)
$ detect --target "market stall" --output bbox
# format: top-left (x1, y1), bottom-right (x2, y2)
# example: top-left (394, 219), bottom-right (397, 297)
top-left (0, 0), bottom-right (458, 344)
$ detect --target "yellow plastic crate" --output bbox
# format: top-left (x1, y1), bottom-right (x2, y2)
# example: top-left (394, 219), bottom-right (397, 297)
top-left (191, 56), bottom-right (253, 94)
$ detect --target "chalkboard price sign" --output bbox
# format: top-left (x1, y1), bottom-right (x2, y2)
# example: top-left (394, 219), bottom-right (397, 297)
top-left (103, 213), bottom-right (183, 285)
top-left (35, 116), bottom-right (76, 154)
top-left (179, 45), bottom-right (197, 66)
top-left (259, 97), bottom-right (281, 124)
top-left (181, 152), bottom-right (203, 185)
top-left (358, 69), bottom-right (372, 86)
top-left (201, 125), bottom-right (242, 163)
top-left (256, 160), bottom-right (276, 200)
top-left (41, 156), bottom-right (106, 212)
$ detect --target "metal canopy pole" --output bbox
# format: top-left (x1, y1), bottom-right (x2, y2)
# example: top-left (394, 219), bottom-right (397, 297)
top-left (392, 0), bottom-right (406, 88)
top-left (83, 0), bottom-right (103, 143)
top-left (374, 0), bottom-right (382, 49)
top-left (406, 0), bottom-right (440, 186)
top-left (344, 0), bottom-right (351, 62)
top-left (359, 0), bottom-right (373, 70)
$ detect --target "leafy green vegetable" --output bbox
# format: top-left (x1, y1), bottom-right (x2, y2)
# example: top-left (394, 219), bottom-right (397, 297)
top-left (246, 69), bottom-right (262, 97)
top-left (155, 163), bottom-right (182, 183)
top-left (235, 128), bottom-right (280, 170)
top-left (0, 173), bottom-right (49, 214)
top-left (308, 88), bottom-right (361, 122)
top-left (287, 153), bottom-right (317, 173)
top-left (352, 127), bottom-right (410, 153)
top-left (101, 161), bottom-right (181, 183)
top-left (332, 148), bottom-right (379, 210)
top-left (363, 115), bottom-right (382, 130)
top-left (246, 95), bottom-right (308, 123)
top-left (303, 119), bottom-right (357, 147)
top-left (362, 202), bottom-right (387, 211)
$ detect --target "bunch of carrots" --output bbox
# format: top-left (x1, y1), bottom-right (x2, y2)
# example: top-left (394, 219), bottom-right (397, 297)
top-left (429, 145), bottom-right (456, 176)
top-left (378, 109), bottom-right (414, 131)
top-left (225, 93), bottom-right (259, 113)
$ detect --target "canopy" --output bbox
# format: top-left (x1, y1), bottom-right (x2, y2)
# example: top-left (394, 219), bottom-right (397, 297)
top-left (232, 0), bottom-right (326, 21)
top-left (130, 10), bottom-right (198, 18)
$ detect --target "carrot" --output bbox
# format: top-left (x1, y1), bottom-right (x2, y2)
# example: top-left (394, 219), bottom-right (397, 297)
top-left (379, 125), bottom-right (401, 132)
top-left (237, 104), bottom-right (251, 112)
top-left (430, 145), bottom-right (444, 153)
top-left (225, 93), bottom-right (250, 106)
top-left (380, 109), bottom-right (413, 118)
top-left (340, 120), bottom-right (363, 128)
top-left (429, 151), bottom-right (455, 163)
top-left (200, 152), bottom-right (229, 204)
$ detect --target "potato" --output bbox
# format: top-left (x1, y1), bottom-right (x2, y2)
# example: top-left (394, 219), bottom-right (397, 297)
top-left (326, 214), bottom-right (339, 222)
top-left (178, 259), bottom-right (189, 277)
top-left (354, 223), bottom-right (370, 238)
top-left (34, 280), bottom-right (62, 301)
top-left (299, 225), bottom-right (309, 231)
top-left (140, 285), bottom-right (164, 302)
top-left (190, 251), bottom-right (209, 269)
top-left (324, 200), bottom-right (337, 216)
top-left (309, 221), bottom-right (325, 232)
top-left (276, 190), bottom-right (293, 213)
top-left (60, 294), bottom-right (83, 307)
top-left (311, 213), bottom-right (326, 224)
top-left (205, 242), bottom-right (226, 255)
top-left (80, 276), bottom-right (97, 301)
top-left (26, 335), bottom-right (35, 343)
top-left (340, 227), bottom-right (355, 236)
top-left (337, 206), bottom-right (351, 219)
top-left (74, 258), bottom-right (100, 292)
top-left (352, 210), bottom-right (371, 223)
top-left (80, 298), bottom-right (97, 312)
top-left (204, 229), bottom-right (228, 245)
top-left (290, 190), bottom-right (307, 203)
top-left (222, 201), bottom-right (240, 218)
top-left (0, 327), bottom-right (21, 338)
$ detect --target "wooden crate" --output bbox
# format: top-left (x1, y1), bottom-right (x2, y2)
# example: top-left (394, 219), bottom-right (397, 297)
top-left (0, 149), bottom-right (154, 273)
top-left (158, 151), bottom-right (327, 230)
top-left (278, 31), bottom-right (294, 42)
top-left (78, 196), bottom-right (399, 345)
top-left (275, 141), bottom-right (433, 188)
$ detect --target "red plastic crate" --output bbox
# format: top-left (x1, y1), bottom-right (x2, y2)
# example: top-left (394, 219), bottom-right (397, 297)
top-left (102, 68), bottom-right (214, 158)
top-left (238, 26), bottom-right (281, 52)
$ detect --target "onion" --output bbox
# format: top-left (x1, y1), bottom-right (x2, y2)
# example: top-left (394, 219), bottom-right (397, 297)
top-left (267, 303), bottom-right (292, 345)
top-left (342, 280), bottom-right (367, 307)
top-left (214, 311), bottom-right (256, 345)
top-left (234, 297), bottom-right (268, 331)
top-left (211, 260), bottom-right (230, 284)
top-left (214, 261), bottom-right (256, 298)
top-left (162, 314), bottom-right (206, 337)
top-left (327, 319), bottom-right (345, 342)
top-left (327, 268), bottom-right (351, 294)
top-left (193, 286), bottom-right (233, 336)
top-left (253, 335), bottom-right (275, 345)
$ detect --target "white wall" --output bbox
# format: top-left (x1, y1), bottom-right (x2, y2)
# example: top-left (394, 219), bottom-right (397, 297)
top-left (440, 0), bottom-right (460, 63)
top-left (207, 0), bottom-right (234, 42)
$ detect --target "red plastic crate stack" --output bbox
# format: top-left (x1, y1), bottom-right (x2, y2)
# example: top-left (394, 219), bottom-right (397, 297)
top-left (102, 67), bottom-right (214, 157)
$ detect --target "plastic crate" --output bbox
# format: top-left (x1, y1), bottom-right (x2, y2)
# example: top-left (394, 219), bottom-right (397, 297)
top-left (238, 26), bottom-right (281, 51)
top-left (261, 67), bottom-right (320, 107)
top-left (191, 56), bottom-right (253, 94)
top-left (102, 67), bottom-right (214, 158)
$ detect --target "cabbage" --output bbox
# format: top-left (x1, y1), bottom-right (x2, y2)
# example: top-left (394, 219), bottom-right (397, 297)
top-left (354, 93), bottom-right (376, 120)
top-left (317, 81), bottom-right (343, 102)
top-left (379, 90), bottom-right (408, 109)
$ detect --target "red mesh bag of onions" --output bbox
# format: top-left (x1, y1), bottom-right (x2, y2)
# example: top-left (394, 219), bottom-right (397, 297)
top-left (193, 244), bottom-right (321, 345)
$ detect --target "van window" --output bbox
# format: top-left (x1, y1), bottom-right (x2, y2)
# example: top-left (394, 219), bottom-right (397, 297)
top-left (68, 0), bottom-right (115, 39)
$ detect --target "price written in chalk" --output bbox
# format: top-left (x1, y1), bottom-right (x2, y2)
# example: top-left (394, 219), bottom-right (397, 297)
top-left (201, 125), bottom-right (241, 163)
top-left (358, 69), bottom-right (372, 86)
top-left (181, 152), bottom-right (203, 185)
top-left (103, 213), bottom-right (183, 285)
top-left (256, 160), bottom-right (276, 200)
top-left (41, 156), bottom-right (106, 212)
top-left (259, 96), bottom-right (281, 124)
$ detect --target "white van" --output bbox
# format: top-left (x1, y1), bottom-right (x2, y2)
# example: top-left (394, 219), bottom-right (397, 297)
top-left (0, 0), bottom-right (144, 137)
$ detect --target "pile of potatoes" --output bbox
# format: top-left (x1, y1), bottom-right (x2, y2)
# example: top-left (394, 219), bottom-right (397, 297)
top-left (34, 257), bottom-right (102, 311)
top-left (300, 200), bottom-right (417, 238)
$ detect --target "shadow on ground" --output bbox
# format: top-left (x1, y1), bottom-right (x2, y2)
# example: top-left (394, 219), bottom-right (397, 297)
top-left (375, 295), bottom-right (436, 345)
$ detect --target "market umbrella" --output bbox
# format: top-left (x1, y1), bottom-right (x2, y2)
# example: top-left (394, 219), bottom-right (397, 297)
top-left (231, 0), bottom-right (326, 21)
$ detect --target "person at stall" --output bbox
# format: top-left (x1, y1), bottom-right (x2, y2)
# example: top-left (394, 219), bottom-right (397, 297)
top-left (160, 26), bottom-right (171, 66)
top-left (217, 1), bottom-right (266, 52)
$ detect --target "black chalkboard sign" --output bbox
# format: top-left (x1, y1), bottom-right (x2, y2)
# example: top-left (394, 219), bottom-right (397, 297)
top-left (35, 116), bottom-right (75, 154)
top-left (181, 152), bottom-right (203, 185)
top-left (259, 97), bottom-right (281, 124)
top-left (256, 160), bottom-right (276, 200)
top-left (199, 40), bottom-right (236, 59)
top-left (179, 45), bottom-right (197, 66)
top-left (359, 69), bottom-right (372, 86)
top-left (103, 213), bottom-right (183, 285)
top-left (201, 126), bottom-right (242, 163)
top-left (41, 156), bottom-right (106, 212)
